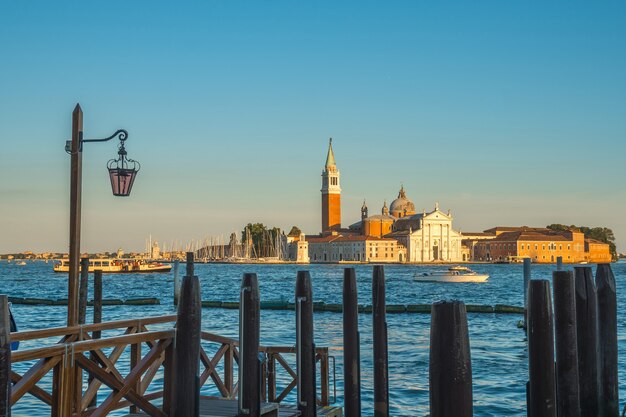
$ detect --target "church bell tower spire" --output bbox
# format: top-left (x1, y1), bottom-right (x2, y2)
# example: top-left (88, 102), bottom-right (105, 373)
top-left (321, 138), bottom-right (341, 233)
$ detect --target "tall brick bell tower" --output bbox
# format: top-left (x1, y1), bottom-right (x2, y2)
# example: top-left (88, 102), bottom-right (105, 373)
top-left (321, 138), bottom-right (341, 233)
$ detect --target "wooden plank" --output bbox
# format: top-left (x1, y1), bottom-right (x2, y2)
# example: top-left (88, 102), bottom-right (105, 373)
top-left (223, 343), bottom-right (233, 398)
top-left (0, 295), bottom-right (12, 416)
top-left (11, 315), bottom-right (177, 343)
top-left (10, 356), bottom-right (60, 403)
top-left (130, 341), bottom-right (141, 413)
top-left (75, 353), bottom-right (165, 417)
top-left (89, 338), bottom-right (170, 417)
top-left (123, 401), bottom-right (342, 417)
top-left (81, 329), bottom-right (135, 409)
top-left (13, 330), bottom-right (174, 362)
top-left (10, 370), bottom-right (53, 406)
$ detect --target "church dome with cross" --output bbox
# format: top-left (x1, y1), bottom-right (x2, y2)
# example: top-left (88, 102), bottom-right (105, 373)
top-left (389, 186), bottom-right (416, 218)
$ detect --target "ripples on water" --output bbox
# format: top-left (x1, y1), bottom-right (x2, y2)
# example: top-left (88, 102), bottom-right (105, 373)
top-left (1, 261), bottom-right (625, 416)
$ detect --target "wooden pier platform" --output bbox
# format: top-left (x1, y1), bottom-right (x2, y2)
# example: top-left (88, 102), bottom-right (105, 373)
top-left (124, 397), bottom-right (342, 417)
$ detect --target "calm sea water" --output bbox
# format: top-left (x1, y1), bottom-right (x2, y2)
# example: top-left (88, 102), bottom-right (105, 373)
top-left (1, 261), bottom-right (625, 416)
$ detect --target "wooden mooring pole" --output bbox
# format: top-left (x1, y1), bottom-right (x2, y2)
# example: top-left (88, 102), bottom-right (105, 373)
top-left (429, 301), bottom-right (472, 417)
top-left (552, 271), bottom-right (580, 417)
top-left (596, 264), bottom-right (618, 417)
top-left (186, 252), bottom-right (194, 277)
top-left (372, 265), bottom-right (389, 417)
top-left (239, 273), bottom-right (260, 417)
top-left (528, 279), bottom-right (556, 417)
top-left (93, 270), bottom-right (103, 337)
top-left (523, 258), bottom-right (531, 329)
top-left (172, 255), bottom-right (201, 417)
top-left (78, 257), bottom-right (89, 325)
top-left (574, 266), bottom-right (599, 417)
top-left (295, 271), bottom-right (316, 417)
top-left (173, 260), bottom-right (180, 305)
top-left (0, 295), bottom-right (11, 417)
top-left (343, 268), bottom-right (361, 417)
top-left (89, 270), bottom-right (103, 408)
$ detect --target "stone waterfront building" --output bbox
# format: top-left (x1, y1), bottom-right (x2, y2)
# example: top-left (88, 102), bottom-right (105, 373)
top-left (471, 227), bottom-right (612, 263)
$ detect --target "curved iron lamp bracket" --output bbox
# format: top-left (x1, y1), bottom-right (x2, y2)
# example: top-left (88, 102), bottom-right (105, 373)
top-left (82, 129), bottom-right (128, 144)
top-left (65, 129), bottom-right (130, 154)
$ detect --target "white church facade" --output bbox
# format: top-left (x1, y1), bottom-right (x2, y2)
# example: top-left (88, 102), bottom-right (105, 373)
top-left (387, 203), bottom-right (466, 262)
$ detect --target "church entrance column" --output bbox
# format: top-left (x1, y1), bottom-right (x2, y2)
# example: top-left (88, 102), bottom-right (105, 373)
top-left (446, 224), bottom-right (452, 261)
top-left (428, 224), bottom-right (432, 261)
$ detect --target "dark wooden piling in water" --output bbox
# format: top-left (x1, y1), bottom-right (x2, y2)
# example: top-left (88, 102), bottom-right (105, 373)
top-left (173, 260), bottom-right (180, 305)
top-left (552, 271), bottom-right (580, 417)
top-left (574, 266), bottom-right (599, 417)
top-left (556, 256), bottom-right (563, 271)
top-left (343, 268), bottom-right (361, 417)
top-left (523, 258), bottom-right (531, 307)
top-left (186, 252), bottom-right (194, 277)
top-left (172, 268), bottom-right (201, 417)
top-left (528, 280), bottom-right (556, 417)
top-left (93, 271), bottom-right (103, 337)
top-left (523, 258), bottom-right (531, 330)
top-left (78, 257), bottom-right (89, 325)
top-left (239, 273), bottom-right (260, 417)
top-left (596, 264), bottom-right (618, 417)
top-left (295, 271), bottom-right (316, 417)
top-left (372, 265), bottom-right (389, 417)
top-left (0, 296), bottom-right (11, 417)
top-left (429, 301), bottom-right (472, 417)
top-left (89, 270), bottom-right (103, 408)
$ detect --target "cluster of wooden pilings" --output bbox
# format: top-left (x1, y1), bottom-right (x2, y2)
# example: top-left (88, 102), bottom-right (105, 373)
top-left (340, 265), bottom-right (475, 417)
top-left (172, 254), bottom-right (329, 417)
top-left (341, 263), bottom-right (621, 417)
top-left (527, 264), bottom-right (619, 417)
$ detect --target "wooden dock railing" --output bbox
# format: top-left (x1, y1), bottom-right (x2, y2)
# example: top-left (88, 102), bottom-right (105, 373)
top-left (6, 314), bottom-right (331, 416)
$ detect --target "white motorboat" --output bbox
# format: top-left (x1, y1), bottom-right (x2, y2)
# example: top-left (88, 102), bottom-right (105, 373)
top-left (413, 267), bottom-right (489, 283)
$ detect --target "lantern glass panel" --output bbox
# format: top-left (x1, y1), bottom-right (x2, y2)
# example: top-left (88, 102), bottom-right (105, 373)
top-left (108, 168), bottom-right (137, 196)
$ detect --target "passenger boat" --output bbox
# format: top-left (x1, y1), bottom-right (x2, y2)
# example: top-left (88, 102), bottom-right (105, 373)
top-left (413, 266), bottom-right (489, 283)
top-left (53, 259), bottom-right (171, 273)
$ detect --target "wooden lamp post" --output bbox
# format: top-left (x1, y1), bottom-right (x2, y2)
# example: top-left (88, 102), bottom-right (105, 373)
top-left (66, 104), bottom-right (140, 326)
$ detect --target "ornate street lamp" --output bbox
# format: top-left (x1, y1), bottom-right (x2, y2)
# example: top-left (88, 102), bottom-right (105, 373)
top-left (67, 129), bottom-right (141, 196)
top-left (107, 138), bottom-right (140, 196)
top-left (65, 104), bottom-right (140, 326)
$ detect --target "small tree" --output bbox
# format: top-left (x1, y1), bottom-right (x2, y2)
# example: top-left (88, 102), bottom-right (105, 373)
top-left (288, 226), bottom-right (302, 237)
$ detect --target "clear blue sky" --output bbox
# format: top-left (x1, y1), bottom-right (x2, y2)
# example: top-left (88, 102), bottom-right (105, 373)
top-left (1, 2), bottom-right (625, 253)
